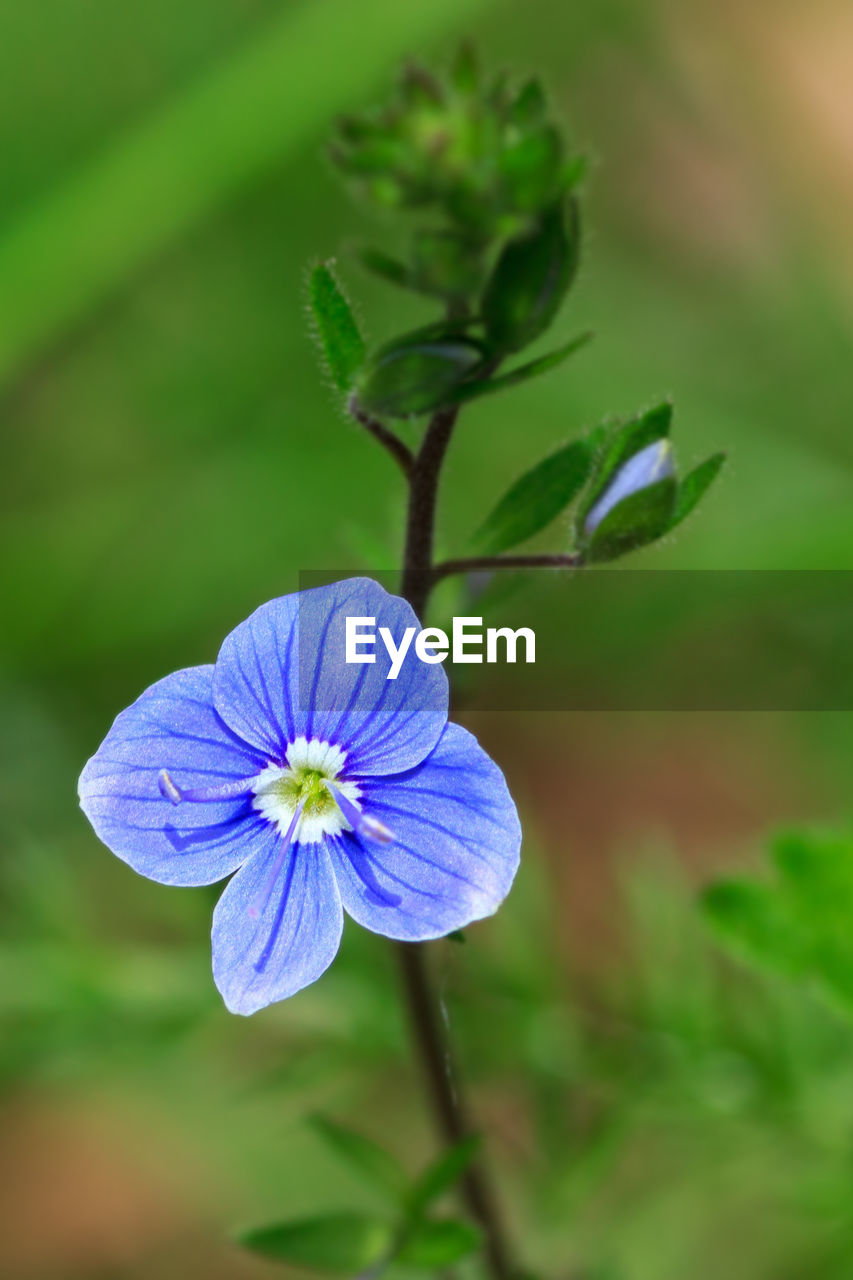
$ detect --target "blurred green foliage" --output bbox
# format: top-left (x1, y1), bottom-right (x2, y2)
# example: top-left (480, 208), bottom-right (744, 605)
top-left (704, 829), bottom-right (853, 1012)
top-left (4, 0), bottom-right (853, 1276)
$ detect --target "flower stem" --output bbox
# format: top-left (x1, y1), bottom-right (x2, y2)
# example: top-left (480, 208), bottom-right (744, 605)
top-left (401, 404), bottom-right (459, 615)
top-left (396, 402), bottom-right (515, 1280)
top-left (396, 943), bottom-right (513, 1280)
top-left (432, 551), bottom-right (584, 582)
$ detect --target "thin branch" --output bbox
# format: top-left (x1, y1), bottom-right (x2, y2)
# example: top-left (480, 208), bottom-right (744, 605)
top-left (348, 395), bottom-right (413, 476)
top-left (432, 551), bottom-right (584, 582)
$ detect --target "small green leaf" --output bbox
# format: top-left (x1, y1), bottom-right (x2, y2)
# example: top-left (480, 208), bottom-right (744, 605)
top-left (308, 263), bottom-right (366, 392)
top-left (358, 334), bottom-right (484, 418)
top-left (238, 1213), bottom-right (393, 1272)
top-left (409, 1135), bottom-right (481, 1215)
top-left (398, 1218), bottom-right (481, 1268)
top-left (577, 402), bottom-right (672, 529)
top-left (701, 880), bottom-right (805, 976)
top-left (310, 1116), bottom-right (408, 1202)
top-left (499, 125), bottom-right (563, 212)
top-left (443, 333), bottom-right (592, 407)
top-left (336, 114), bottom-right (380, 146)
top-left (450, 42), bottom-right (478, 95)
top-left (771, 829), bottom-right (853, 911)
top-left (482, 199), bottom-right (579, 353)
top-left (335, 139), bottom-right (406, 176)
top-left (400, 61), bottom-right (444, 108)
top-left (585, 476), bottom-right (677, 563)
top-left (358, 247), bottom-right (412, 291)
top-left (473, 431), bottom-right (600, 555)
top-left (703, 828), bottom-right (853, 1012)
top-left (668, 452), bottom-right (726, 531)
top-left (508, 78), bottom-right (548, 130)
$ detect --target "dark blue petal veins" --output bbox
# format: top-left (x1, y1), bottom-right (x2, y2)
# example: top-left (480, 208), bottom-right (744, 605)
top-left (78, 666), bottom-right (266, 886)
top-left (213, 593), bottom-right (299, 759)
top-left (330, 723), bottom-right (521, 940)
top-left (211, 833), bottom-right (343, 1014)
top-left (212, 578), bottom-right (448, 776)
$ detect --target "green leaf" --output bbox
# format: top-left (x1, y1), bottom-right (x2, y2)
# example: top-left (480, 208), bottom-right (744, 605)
top-left (482, 199), bottom-right (579, 353)
top-left (450, 42), bottom-right (479, 95)
top-left (508, 78), bottom-right (548, 131)
top-left (358, 334), bottom-right (484, 417)
top-left (702, 880), bottom-right (805, 976)
top-left (308, 263), bottom-right (366, 392)
top-left (473, 431), bottom-right (600, 554)
top-left (310, 1115), bottom-right (408, 1202)
top-left (398, 1218), bottom-right (481, 1268)
top-left (334, 138), bottom-right (406, 175)
top-left (577, 402), bottom-right (672, 528)
top-left (702, 828), bottom-right (853, 1012)
top-left (238, 1213), bottom-right (393, 1272)
top-left (668, 452), bottom-right (726, 531)
top-left (584, 476), bottom-right (677, 563)
top-left (399, 61), bottom-right (445, 108)
top-left (409, 1134), bottom-right (481, 1215)
top-left (358, 246), bottom-right (413, 291)
top-left (499, 125), bottom-right (563, 212)
top-left (772, 829), bottom-right (853, 896)
top-left (443, 332), bottom-right (592, 407)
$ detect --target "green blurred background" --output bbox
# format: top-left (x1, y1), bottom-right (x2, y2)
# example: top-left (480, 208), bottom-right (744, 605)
top-left (3, 0), bottom-right (853, 1276)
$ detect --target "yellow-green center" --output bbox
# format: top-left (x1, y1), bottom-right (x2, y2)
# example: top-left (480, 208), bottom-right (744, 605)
top-left (251, 737), bottom-right (361, 843)
top-left (268, 766), bottom-right (337, 818)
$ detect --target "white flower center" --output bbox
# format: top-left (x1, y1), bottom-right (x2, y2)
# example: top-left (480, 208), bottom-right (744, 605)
top-left (252, 736), bottom-right (360, 844)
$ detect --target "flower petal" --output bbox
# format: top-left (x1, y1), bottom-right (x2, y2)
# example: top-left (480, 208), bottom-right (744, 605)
top-left (213, 578), bottom-right (448, 775)
top-left (212, 836), bottom-right (343, 1014)
top-left (330, 723), bottom-right (521, 940)
top-left (78, 666), bottom-right (266, 886)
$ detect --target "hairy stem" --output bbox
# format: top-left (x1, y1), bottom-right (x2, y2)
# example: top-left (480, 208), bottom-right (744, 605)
top-left (396, 402), bottom-right (515, 1280)
top-left (401, 404), bottom-right (459, 615)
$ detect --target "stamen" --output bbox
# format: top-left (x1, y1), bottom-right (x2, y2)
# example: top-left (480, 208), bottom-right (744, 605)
top-left (324, 780), bottom-right (394, 844)
top-left (248, 799), bottom-right (305, 920)
top-left (158, 769), bottom-right (256, 806)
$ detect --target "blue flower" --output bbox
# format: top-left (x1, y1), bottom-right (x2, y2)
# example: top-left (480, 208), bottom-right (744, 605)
top-left (584, 439), bottom-right (675, 534)
top-left (78, 578), bottom-right (521, 1014)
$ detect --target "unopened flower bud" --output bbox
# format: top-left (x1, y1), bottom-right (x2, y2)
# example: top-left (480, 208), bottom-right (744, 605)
top-left (584, 439), bottom-right (675, 535)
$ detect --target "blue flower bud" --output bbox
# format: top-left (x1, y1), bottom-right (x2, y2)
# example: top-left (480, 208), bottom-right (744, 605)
top-left (584, 439), bottom-right (675, 535)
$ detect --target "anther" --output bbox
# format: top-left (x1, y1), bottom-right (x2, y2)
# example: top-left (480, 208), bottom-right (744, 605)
top-left (324, 781), bottom-right (394, 844)
top-left (158, 769), bottom-right (256, 806)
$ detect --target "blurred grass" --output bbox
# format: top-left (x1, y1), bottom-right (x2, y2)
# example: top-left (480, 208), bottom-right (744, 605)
top-left (3, 0), bottom-right (853, 1276)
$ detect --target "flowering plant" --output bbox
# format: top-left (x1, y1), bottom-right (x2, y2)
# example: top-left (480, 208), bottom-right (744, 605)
top-left (78, 46), bottom-right (723, 1279)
